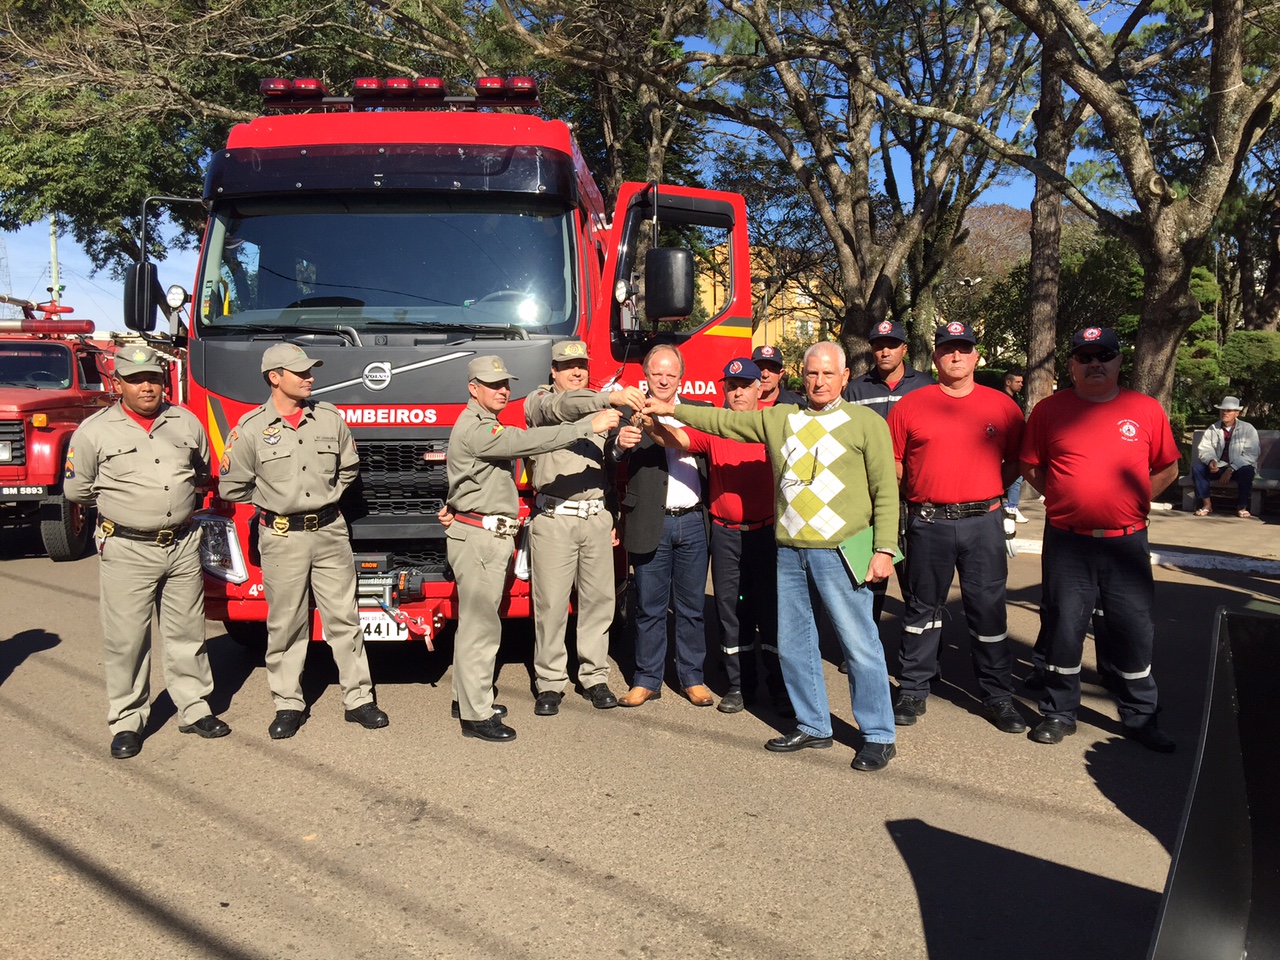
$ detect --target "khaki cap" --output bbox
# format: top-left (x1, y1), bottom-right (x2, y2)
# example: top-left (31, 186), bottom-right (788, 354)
top-left (114, 345), bottom-right (166, 377)
top-left (552, 340), bottom-right (590, 363)
top-left (261, 342), bottom-right (323, 374)
top-left (468, 355), bottom-right (517, 384)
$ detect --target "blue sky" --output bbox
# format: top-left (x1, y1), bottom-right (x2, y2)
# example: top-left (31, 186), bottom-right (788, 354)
top-left (3, 221), bottom-right (198, 331)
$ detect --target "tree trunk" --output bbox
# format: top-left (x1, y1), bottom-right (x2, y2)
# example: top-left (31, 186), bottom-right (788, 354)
top-left (1026, 53), bottom-right (1070, 414)
top-left (1130, 255), bottom-right (1202, 406)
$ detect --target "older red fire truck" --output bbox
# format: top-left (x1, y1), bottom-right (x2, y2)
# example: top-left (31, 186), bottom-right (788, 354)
top-left (0, 296), bottom-right (119, 560)
top-left (125, 76), bottom-right (754, 647)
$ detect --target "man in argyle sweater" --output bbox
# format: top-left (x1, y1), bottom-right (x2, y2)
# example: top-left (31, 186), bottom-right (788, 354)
top-left (643, 341), bottom-right (899, 772)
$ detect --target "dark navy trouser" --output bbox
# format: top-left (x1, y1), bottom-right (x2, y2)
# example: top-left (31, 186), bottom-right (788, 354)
top-left (709, 523), bottom-right (784, 696)
top-left (1039, 523), bottom-right (1159, 726)
top-left (899, 507), bottom-right (1013, 704)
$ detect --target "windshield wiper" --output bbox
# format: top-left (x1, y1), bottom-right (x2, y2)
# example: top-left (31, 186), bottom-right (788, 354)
top-left (203, 323), bottom-right (360, 346)
top-left (0, 380), bottom-right (38, 389)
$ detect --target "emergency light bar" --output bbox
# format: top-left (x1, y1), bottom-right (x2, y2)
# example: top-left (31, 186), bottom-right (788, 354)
top-left (259, 76), bottom-right (540, 111)
top-left (0, 318), bottom-right (95, 334)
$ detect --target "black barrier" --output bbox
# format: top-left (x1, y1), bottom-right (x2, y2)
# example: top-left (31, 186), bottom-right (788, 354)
top-left (1148, 608), bottom-right (1280, 960)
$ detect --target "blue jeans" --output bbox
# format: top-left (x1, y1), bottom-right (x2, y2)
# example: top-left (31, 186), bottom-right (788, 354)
top-left (776, 546), bottom-right (895, 743)
top-left (630, 510), bottom-right (708, 690)
top-left (1004, 475), bottom-right (1023, 509)
top-left (1191, 460), bottom-right (1255, 507)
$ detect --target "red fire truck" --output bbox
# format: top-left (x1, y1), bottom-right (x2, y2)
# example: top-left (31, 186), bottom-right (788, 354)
top-left (0, 296), bottom-right (119, 560)
top-left (125, 76), bottom-right (754, 647)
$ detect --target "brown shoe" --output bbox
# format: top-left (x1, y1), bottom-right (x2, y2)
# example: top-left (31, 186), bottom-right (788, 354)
top-left (683, 684), bottom-right (714, 707)
top-left (617, 686), bottom-right (662, 708)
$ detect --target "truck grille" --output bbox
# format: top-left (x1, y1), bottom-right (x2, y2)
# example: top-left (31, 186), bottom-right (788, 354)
top-left (356, 440), bottom-right (447, 516)
top-left (0, 420), bottom-right (26, 466)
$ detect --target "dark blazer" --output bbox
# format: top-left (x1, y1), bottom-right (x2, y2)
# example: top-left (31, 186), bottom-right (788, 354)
top-left (619, 398), bottom-right (709, 555)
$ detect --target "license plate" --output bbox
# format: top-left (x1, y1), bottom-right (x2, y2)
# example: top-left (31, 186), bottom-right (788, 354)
top-left (359, 609), bottom-right (410, 641)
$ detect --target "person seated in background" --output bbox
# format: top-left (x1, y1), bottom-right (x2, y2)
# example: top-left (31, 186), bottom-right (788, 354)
top-left (1192, 396), bottom-right (1260, 518)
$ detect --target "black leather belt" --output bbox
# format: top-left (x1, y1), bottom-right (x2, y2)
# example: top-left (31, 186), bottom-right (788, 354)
top-left (100, 517), bottom-right (194, 546)
top-left (259, 503), bottom-right (340, 533)
top-left (908, 498), bottom-right (1001, 521)
top-left (664, 504), bottom-right (701, 516)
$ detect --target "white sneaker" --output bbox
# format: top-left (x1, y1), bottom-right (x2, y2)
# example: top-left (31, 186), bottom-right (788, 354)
top-left (1014, 508), bottom-right (1029, 523)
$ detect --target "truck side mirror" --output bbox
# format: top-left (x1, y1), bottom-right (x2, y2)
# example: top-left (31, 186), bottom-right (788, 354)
top-left (123, 262), bottom-right (163, 332)
top-left (644, 248), bottom-right (695, 322)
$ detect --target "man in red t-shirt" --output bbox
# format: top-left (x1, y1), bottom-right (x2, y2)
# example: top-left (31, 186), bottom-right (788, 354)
top-left (1020, 326), bottom-right (1180, 752)
top-left (661, 359), bottom-right (790, 716)
top-left (888, 321), bottom-right (1026, 735)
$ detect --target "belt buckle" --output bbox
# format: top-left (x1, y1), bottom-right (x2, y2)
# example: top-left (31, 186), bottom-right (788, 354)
top-left (100, 519), bottom-right (116, 538)
top-left (154, 528), bottom-right (175, 547)
top-left (271, 514), bottom-right (291, 536)
top-left (303, 513), bottom-right (320, 532)
top-left (918, 503), bottom-right (936, 522)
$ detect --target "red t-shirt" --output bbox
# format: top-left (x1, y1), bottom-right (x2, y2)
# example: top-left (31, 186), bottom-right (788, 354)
top-left (1020, 388), bottom-right (1180, 530)
top-left (685, 429), bottom-right (775, 524)
top-left (889, 384), bottom-right (1024, 503)
top-left (121, 405), bottom-right (157, 433)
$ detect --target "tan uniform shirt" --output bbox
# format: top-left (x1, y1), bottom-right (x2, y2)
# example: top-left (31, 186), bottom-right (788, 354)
top-left (218, 400), bottom-right (358, 513)
top-left (524, 386), bottom-right (611, 501)
top-left (65, 402), bottom-right (210, 529)
top-left (447, 398), bottom-right (593, 516)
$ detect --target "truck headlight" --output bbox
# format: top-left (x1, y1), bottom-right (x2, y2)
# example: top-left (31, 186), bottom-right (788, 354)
top-left (0, 441), bottom-right (10, 462)
top-left (197, 514), bottom-right (249, 584)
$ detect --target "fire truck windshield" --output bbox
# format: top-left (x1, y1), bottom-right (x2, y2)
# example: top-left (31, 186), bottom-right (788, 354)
top-left (196, 195), bottom-right (578, 335)
top-left (0, 344), bottom-right (73, 389)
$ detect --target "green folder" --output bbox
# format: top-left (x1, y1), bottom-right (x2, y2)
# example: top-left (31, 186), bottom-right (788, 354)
top-left (838, 525), bottom-right (902, 584)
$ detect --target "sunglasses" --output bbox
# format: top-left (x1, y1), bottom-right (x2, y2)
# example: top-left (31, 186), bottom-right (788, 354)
top-left (1071, 349), bottom-right (1119, 363)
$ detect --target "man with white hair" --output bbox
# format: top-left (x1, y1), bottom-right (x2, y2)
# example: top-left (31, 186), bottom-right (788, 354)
top-left (644, 341), bottom-right (899, 772)
top-left (1192, 396), bottom-right (1260, 518)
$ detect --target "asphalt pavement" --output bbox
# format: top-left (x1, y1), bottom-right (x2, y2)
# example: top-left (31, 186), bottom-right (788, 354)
top-left (0, 501), bottom-right (1276, 960)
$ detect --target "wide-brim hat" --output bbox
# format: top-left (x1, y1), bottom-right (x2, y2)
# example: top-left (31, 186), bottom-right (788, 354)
top-left (1217, 396), bottom-right (1243, 411)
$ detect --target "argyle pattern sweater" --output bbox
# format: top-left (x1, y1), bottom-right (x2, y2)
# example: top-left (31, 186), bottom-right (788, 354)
top-left (673, 400), bottom-right (898, 552)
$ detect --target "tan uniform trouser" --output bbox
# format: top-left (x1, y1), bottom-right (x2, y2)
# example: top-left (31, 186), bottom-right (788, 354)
top-left (257, 516), bottom-right (374, 712)
top-left (98, 528), bottom-right (211, 734)
top-left (528, 508), bottom-right (614, 693)
top-left (446, 524), bottom-right (514, 722)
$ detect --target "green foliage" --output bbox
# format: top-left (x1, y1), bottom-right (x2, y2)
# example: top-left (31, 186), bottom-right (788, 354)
top-left (1220, 330), bottom-right (1280, 427)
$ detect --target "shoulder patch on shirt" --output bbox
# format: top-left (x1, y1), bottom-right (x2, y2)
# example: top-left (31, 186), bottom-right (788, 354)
top-left (490, 424), bottom-right (504, 435)
top-left (219, 452), bottom-right (231, 475)
top-left (64, 448), bottom-right (75, 479)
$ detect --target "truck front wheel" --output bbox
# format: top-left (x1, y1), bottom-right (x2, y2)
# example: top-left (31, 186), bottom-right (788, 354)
top-left (41, 497), bottom-right (91, 562)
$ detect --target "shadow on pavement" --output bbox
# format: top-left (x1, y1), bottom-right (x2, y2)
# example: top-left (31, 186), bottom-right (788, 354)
top-left (888, 817), bottom-right (1159, 960)
top-left (0, 628), bottom-right (60, 687)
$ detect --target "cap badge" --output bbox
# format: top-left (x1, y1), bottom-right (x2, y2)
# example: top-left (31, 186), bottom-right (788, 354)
top-left (947, 321), bottom-right (965, 335)
top-left (1083, 327), bottom-right (1101, 341)
top-left (877, 321), bottom-right (892, 334)
top-left (729, 360), bottom-right (743, 375)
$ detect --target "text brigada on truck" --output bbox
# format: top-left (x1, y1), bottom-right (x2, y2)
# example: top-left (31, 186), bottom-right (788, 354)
top-left (0, 296), bottom-right (121, 562)
top-left (123, 74), bottom-right (755, 650)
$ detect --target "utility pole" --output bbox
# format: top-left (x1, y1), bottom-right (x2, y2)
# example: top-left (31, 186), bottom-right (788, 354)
top-left (48, 213), bottom-right (61, 304)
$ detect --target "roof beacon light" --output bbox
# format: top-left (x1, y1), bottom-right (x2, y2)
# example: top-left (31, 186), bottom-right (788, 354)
top-left (290, 78), bottom-right (329, 97)
top-left (475, 77), bottom-right (506, 94)
top-left (506, 76), bottom-right (538, 98)
top-left (383, 77), bottom-right (412, 95)
top-left (260, 78), bottom-right (293, 97)
top-left (353, 77), bottom-right (384, 96)
top-left (413, 77), bottom-right (447, 97)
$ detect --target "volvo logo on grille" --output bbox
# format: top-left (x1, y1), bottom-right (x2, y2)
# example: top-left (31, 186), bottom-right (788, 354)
top-left (362, 362), bottom-right (392, 391)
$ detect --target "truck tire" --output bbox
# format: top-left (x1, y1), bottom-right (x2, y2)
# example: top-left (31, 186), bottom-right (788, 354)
top-left (41, 497), bottom-right (91, 562)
